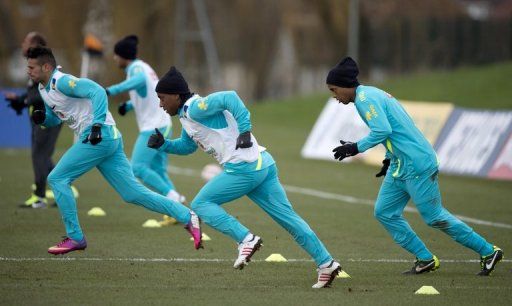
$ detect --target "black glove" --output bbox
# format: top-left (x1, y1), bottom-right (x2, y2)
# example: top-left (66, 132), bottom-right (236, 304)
top-left (118, 102), bottom-right (128, 116)
top-left (375, 158), bottom-right (391, 177)
top-left (31, 109), bottom-right (46, 125)
top-left (82, 123), bottom-right (102, 145)
top-left (6, 97), bottom-right (25, 115)
top-left (148, 128), bottom-right (165, 149)
top-left (235, 131), bottom-right (253, 149)
top-left (332, 140), bottom-right (359, 161)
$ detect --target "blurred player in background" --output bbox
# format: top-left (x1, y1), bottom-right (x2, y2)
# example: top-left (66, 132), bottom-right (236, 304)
top-left (148, 66), bottom-right (342, 288)
top-left (105, 35), bottom-right (185, 226)
top-left (26, 47), bottom-right (202, 255)
top-left (4, 32), bottom-right (78, 208)
top-left (326, 56), bottom-right (503, 276)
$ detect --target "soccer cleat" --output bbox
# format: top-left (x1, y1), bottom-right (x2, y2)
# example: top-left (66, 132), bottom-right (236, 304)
top-left (31, 198), bottom-right (48, 209)
top-left (21, 194), bottom-right (47, 208)
top-left (233, 235), bottom-right (263, 270)
top-left (477, 246), bottom-right (503, 276)
top-left (48, 236), bottom-right (87, 255)
top-left (185, 211), bottom-right (203, 249)
top-left (159, 215), bottom-right (178, 226)
top-left (312, 260), bottom-right (342, 288)
top-left (402, 255), bottom-right (440, 275)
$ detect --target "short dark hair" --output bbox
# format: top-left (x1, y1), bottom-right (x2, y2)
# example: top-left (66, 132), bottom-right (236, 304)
top-left (26, 46), bottom-right (56, 68)
top-left (29, 32), bottom-right (47, 47)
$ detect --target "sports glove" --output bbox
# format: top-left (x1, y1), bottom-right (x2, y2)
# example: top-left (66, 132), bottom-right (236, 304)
top-left (375, 158), bottom-right (391, 177)
top-left (235, 131), bottom-right (253, 149)
top-left (6, 96), bottom-right (25, 115)
top-left (332, 140), bottom-right (359, 161)
top-left (118, 102), bottom-right (128, 116)
top-left (82, 123), bottom-right (102, 145)
top-left (148, 128), bottom-right (165, 149)
top-left (31, 109), bottom-right (46, 125)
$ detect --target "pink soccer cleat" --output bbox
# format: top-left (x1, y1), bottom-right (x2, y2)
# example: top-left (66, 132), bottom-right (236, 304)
top-left (48, 236), bottom-right (87, 255)
top-left (185, 211), bottom-right (203, 250)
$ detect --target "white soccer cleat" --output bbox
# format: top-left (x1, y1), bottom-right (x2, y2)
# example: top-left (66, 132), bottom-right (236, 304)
top-left (233, 235), bottom-right (262, 270)
top-left (312, 260), bottom-right (342, 288)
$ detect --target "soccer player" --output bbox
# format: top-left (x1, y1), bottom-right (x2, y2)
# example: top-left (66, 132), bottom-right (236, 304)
top-left (105, 35), bottom-right (185, 225)
top-left (147, 66), bottom-right (342, 288)
top-left (26, 47), bottom-right (201, 255)
top-left (4, 32), bottom-right (78, 208)
top-left (325, 57), bottom-right (503, 276)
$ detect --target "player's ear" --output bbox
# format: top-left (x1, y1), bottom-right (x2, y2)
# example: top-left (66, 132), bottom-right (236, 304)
top-left (42, 63), bottom-right (52, 73)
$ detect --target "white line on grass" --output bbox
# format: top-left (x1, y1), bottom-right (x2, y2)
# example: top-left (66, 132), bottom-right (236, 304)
top-left (168, 166), bottom-right (512, 230)
top-left (1, 257), bottom-right (510, 263)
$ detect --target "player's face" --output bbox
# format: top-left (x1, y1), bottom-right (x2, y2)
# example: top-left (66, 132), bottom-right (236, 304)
top-left (328, 84), bottom-right (354, 105)
top-left (113, 54), bottom-right (127, 69)
top-left (158, 93), bottom-right (181, 116)
top-left (27, 58), bottom-right (51, 85)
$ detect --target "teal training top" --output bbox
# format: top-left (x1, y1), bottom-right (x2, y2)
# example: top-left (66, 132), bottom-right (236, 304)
top-left (354, 85), bottom-right (438, 179)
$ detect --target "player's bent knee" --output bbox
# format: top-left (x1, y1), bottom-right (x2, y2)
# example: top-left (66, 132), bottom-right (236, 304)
top-left (120, 191), bottom-right (143, 204)
top-left (427, 219), bottom-right (450, 230)
top-left (374, 205), bottom-right (386, 220)
top-left (131, 163), bottom-right (146, 179)
top-left (47, 171), bottom-right (66, 188)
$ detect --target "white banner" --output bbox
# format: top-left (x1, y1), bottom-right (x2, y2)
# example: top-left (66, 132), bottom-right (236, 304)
top-left (301, 98), bottom-right (376, 162)
top-left (436, 110), bottom-right (512, 175)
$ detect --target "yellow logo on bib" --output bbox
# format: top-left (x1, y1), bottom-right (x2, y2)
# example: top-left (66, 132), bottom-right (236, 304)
top-left (198, 100), bottom-right (208, 111)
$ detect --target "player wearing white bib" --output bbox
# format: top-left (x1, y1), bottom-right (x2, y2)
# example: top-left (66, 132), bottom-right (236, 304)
top-left (106, 35), bottom-right (185, 214)
top-left (26, 47), bottom-right (202, 254)
top-left (148, 66), bottom-right (342, 288)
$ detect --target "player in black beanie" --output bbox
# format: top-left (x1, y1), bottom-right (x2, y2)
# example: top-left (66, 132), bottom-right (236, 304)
top-left (325, 56), bottom-right (360, 105)
top-left (154, 66), bottom-right (192, 115)
top-left (114, 35), bottom-right (138, 60)
top-left (148, 64), bottom-right (343, 290)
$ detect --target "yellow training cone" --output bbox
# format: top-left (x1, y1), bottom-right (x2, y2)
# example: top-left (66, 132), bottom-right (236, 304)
top-left (336, 270), bottom-right (351, 278)
top-left (415, 286), bottom-right (440, 295)
top-left (265, 254), bottom-right (287, 262)
top-left (190, 233), bottom-right (211, 241)
top-left (142, 219), bottom-right (162, 228)
top-left (87, 207), bottom-right (106, 216)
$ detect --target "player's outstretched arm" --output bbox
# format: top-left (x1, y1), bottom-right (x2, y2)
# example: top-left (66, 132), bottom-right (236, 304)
top-left (355, 101), bottom-right (391, 153)
top-left (148, 128), bottom-right (197, 155)
top-left (106, 67), bottom-right (146, 96)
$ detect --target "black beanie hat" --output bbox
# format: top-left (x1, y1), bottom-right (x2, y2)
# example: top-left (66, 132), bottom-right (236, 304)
top-left (156, 66), bottom-right (190, 95)
top-left (114, 35), bottom-right (138, 60)
top-left (326, 57), bottom-right (360, 88)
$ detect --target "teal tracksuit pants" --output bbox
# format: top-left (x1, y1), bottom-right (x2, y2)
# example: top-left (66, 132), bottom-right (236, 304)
top-left (131, 127), bottom-right (176, 195)
top-left (374, 169), bottom-right (493, 260)
top-left (47, 135), bottom-right (191, 241)
top-left (190, 164), bottom-right (333, 266)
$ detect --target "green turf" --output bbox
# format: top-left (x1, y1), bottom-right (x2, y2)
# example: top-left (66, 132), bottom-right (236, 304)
top-left (286, 61), bottom-right (512, 109)
top-left (375, 61), bottom-right (512, 110)
top-left (1, 65), bottom-right (512, 305)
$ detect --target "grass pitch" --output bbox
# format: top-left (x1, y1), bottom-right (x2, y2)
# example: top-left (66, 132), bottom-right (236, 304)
top-left (1, 65), bottom-right (512, 305)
